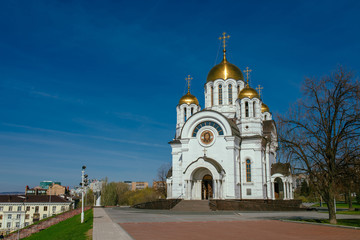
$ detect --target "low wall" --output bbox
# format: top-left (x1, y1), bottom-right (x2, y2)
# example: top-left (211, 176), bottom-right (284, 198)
top-left (5, 206), bottom-right (92, 240)
top-left (209, 199), bottom-right (303, 211)
top-left (132, 199), bottom-right (182, 210)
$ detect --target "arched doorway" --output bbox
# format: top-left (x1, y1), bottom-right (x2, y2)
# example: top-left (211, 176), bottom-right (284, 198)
top-left (202, 174), bottom-right (213, 200)
top-left (274, 177), bottom-right (284, 199)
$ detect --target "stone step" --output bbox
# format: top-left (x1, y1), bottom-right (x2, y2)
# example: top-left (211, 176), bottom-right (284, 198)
top-left (171, 200), bottom-right (211, 212)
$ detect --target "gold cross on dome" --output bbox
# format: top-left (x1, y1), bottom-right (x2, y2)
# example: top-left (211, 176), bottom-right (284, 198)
top-left (256, 85), bottom-right (263, 98)
top-left (243, 67), bottom-right (252, 86)
top-left (185, 75), bottom-right (193, 93)
top-left (219, 32), bottom-right (230, 52)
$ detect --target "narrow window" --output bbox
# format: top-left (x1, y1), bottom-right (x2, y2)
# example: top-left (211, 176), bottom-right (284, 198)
top-left (228, 84), bottom-right (233, 104)
top-left (17, 206), bottom-right (21, 211)
top-left (191, 107), bottom-right (193, 115)
top-left (237, 85), bottom-right (240, 94)
top-left (253, 102), bottom-right (256, 117)
top-left (184, 108), bottom-right (187, 122)
top-left (211, 86), bottom-right (214, 106)
top-left (245, 102), bottom-right (249, 117)
top-left (246, 159), bottom-right (251, 182)
top-left (35, 206), bottom-right (39, 213)
top-left (219, 85), bottom-right (223, 105)
top-left (265, 115), bottom-right (267, 120)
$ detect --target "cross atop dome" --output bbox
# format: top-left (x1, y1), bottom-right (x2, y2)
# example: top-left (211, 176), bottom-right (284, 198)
top-left (244, 67), bottom-right (252, 86)
top-left (219, 32), bottom-right (230, 53)
top-left (185, 75), bottom-right (193, 93)
top-left (256, 85), bottom-right (263, 98)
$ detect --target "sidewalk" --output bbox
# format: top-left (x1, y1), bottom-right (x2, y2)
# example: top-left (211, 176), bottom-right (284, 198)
top-left (93, 208), bottom-right (133, 240)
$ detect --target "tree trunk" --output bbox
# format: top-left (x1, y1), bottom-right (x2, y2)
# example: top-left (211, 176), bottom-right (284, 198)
top-left (327, 194), bottom-right (337, 224)
top-left (348, 190), bottom-right (353, 210)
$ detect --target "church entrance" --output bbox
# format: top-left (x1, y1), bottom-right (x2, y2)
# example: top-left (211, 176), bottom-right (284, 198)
top-left (274, 177), bottom-right (284, 199)
top-left (202, 174), bottom-right (213, 200)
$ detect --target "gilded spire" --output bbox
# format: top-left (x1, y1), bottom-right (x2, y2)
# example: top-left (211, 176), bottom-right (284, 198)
top-left (219, 32), bottom-right (230, 61)
top-left (185, 75), bottom-right (193, 93)
top-left (256, 85), bottom-right (263, 98)
top-left (243, 67), bottom-right (252, 86)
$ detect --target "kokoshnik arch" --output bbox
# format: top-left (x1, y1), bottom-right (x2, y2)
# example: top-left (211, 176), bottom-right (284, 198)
top-left (167, 33), bottom-right (294, 200)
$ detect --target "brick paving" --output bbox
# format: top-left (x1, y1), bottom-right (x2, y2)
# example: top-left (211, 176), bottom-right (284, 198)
top-left (120, 220), bottom-right (360, 240)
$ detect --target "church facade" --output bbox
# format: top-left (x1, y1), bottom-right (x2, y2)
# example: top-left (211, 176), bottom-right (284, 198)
top-left (166, 35), bottom-right (294, 201)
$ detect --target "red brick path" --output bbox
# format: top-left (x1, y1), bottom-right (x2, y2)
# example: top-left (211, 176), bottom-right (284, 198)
top-left (120, 220), bottom-right (360, 240)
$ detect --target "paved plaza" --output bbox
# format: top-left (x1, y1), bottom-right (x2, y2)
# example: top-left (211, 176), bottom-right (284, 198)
top-left (93, 207), bottom-right (360, 240)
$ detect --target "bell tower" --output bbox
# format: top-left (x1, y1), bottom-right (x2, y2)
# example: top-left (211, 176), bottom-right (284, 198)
top-left (176, 75), bottom-right (201, 138)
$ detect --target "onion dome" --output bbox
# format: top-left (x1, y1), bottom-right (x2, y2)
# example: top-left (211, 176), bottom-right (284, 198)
top-left (238, 85), bottom-right (260, 99)
top-left (261, 103), bottom-right (270, 113)
top-left (206, 54), bottom-right (244, 82)
top-left (179, 92), bottom-right (199, 105)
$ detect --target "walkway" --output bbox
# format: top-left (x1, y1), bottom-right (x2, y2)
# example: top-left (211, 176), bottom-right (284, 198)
top-left (92, 208), bottom-right (133, 240)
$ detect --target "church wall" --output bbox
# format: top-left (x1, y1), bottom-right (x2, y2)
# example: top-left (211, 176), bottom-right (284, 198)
top-left (240, 138), bottom-right (266, 199)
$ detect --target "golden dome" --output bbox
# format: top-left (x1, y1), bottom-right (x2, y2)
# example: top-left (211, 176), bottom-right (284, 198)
top-left (179, 92), bottom-right (199, 105)
top-left (261, 103), bottom-right (270, 113)
top-left (238, 85), bottom-right (260, 99)
top-left (206, 55), bottom-right (244, 82)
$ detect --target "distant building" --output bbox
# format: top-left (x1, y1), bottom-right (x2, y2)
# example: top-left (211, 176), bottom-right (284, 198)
top-left (47, 184), bottom-right (68, 196)
top-left (123, 181), bottom-right (132, 189)
top-left (40, 181), bottom-right (61, 190)
top-left (25, 186), bottom-right (47, 196)
top-left (131, 182), bottom-right (148, 191)
top-left (25, 184), bottom-right (68, 197)
top-left (0, 195), bottom-right (72, 235)
top-left (153, 181), bottom-right (166, 191)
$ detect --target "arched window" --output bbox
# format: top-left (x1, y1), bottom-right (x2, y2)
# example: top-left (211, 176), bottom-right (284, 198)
top-left (184, 108), bottom-right (187, 122)
top-left (228, 84), bottom-right (233, 104)
top-left (253, 102), bottom-right (256, 117)
top-left (218, 85), bottom-right (223, 105)
top-left (264, 115), bottom-right (267, 120)
top-left (237, 85), bottom-right (240, 94)
top-left (246, 159), bottom-right (251, 182)
top-left (245, 102), bottom-right (249, 117)
top-left (191, 107), bottom-right (193, 115)
top-left (211, 86), bottom-right (214, 106)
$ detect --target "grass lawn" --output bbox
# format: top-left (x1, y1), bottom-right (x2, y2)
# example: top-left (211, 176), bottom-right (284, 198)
top-left (313, 202), bottom-right (360, 208)
top-left (336, 211), bottom-right (360, 215)
top-left (298, 219), bottom-right (360, 228)
top-left (23, 209), bottom-right (93, 240)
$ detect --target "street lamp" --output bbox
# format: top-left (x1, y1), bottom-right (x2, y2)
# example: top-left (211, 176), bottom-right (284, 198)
top-left (17, 196), bottom-right (26, 240)
top-left (81, 165), bottom-right (87, 223)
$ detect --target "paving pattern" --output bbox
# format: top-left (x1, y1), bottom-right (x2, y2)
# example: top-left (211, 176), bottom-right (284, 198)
top-left (120, 220), bottom-right (360, 240)
top-left (96, 207), bottom-right (360, 240)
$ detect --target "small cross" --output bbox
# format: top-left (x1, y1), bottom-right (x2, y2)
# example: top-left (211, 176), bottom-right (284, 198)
top-left (203, 148), bottom-right (207, 157)
top-left (185, 75), bottom-right (193, 93)
top-left (219, 32), bottom-right (230, 52)
top-left (243, 67), bottom-right (252, 86)
top-left (256, 85), bottom-right (263, 98)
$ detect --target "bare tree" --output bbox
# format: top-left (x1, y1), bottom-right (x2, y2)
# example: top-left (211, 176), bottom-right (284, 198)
top-left (154, 163), bottom-right (171, 198)
top-left (278, 67), bottom-right (360, 224)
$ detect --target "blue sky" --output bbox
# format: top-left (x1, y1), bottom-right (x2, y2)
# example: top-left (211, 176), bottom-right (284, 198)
top-left (1, 0), bottom-right (359, 192)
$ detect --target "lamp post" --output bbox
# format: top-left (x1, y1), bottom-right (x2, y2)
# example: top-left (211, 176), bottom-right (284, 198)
top-left (81, 165), bottom-right (86, 223)
top-left (17, 196), bottom-right (26, 240)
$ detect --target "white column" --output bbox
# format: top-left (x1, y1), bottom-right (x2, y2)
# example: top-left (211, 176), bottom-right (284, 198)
top-left (272, 181), bottom-right (275, 200)
top-left (284, 181), bottom-right (287, 200)
top-left (213, 180), bottom-right (217, 199)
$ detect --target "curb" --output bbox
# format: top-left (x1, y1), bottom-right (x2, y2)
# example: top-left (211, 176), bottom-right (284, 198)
top-left (280, 219), bottom-right (360, 230)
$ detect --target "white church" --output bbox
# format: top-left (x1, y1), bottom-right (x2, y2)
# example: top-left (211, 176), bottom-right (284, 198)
top-left (166, 34), bottom-right (294, 201)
